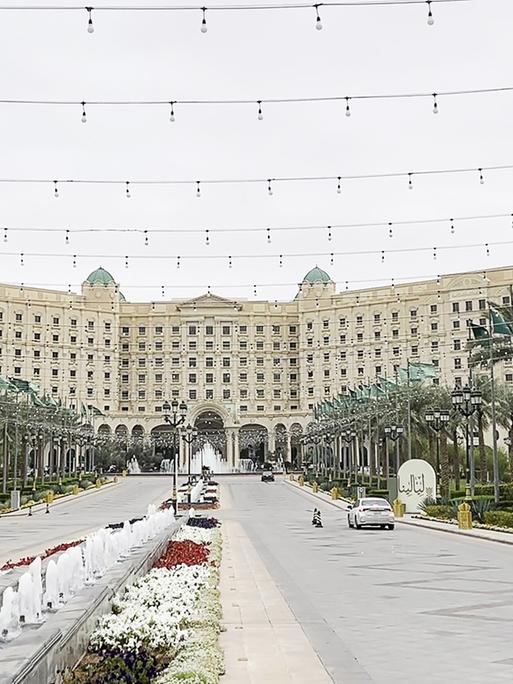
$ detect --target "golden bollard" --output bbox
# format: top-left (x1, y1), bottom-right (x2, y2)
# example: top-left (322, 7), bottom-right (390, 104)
top-left (72, 484), bottom-right (80, 495)
top-left (312, 482), bottom-right (319, 493)
top-left (458, 502), bottom-right (472, 529)
top-left (122, 469), bottom-right (127, 478)
top-left (298, 475), bottom-right (305, 487)
top-left (393, 499), bottom-right (405, 518)
top-left (113, 476), bottom-right (118, 483)
top-left (331, 487), bottom-right (339, 500)
top-left (95, 478), bottom-right (101, 488)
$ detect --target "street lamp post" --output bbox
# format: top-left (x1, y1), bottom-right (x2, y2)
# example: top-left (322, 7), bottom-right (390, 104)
top-left (425, 409), bottom-right (450, 477)
top-left (451, 384), bottom-right (482, 496)
top-left (182, 423), bottom-right (199, 503)
top-left (163, 399), bottom-right (187, 514)
top-left (340, 428), bottom-right (356, 483)
top-left (384, 424), bottom-right (405, 476)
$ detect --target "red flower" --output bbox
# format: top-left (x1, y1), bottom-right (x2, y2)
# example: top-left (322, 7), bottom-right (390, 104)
top-left (153, 540), bottom-right (209, 569)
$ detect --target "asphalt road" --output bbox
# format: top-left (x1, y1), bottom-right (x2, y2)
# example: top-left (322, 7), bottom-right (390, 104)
top-left (217, 476), bottom-right (513, 684)
top-left (0, 475), bottom-right (178, 565)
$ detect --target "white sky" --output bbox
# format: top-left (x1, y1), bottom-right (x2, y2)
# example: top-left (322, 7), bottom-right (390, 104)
top-left (0, 0), bottom-right (513, 302)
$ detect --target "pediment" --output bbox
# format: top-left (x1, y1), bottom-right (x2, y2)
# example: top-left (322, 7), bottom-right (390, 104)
top-left (177, 292), bottom-right (242, 311)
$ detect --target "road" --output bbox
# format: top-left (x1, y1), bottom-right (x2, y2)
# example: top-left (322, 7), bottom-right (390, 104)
top-left (217, 476), bottom-right (513, 684)
top-left (0, 475), bottom-right (178, 565)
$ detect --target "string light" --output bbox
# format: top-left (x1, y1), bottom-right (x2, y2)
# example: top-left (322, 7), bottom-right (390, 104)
top-left (330, 253), bottom-right (334, 266)
top-left (327, 226), bottom-right (332, 241)
top-left (314, 4), bottom-right (322, 30)
top-left (72, 254), bottom-right (77, 268)
top-left (388, 222), bottom-right (393, 238)
top-left (450, 218), bottom-right (455, 234)
top-left (433, 247), bottom-right (437, 260)
top-left (53, 180), bottom-right (59, 198)
top-left (486, 243), bottom-right (490, 256)
top-left (3, 228), bottom-right (7, 243)
top-left (169, 101), bottom-right (175, 122)
top-left (65, 229), bottom-right (70, 245)
top-left (161, 285), bottom-right (165, 298)
top-left (381, 250), bottom-right (385, 263)
top-left (408, 173), bottom-right (413, 190)
top-left (144, 230), bottom-right (149, 246)
top-left (432, 93), bottom-right (439, 114)
top-left (253, 284), bottom-right (257, 297)
top-left (267, 179), bottom-right (273, 196)
top-left (345, 97), bottom-right (351, 117)
top-left (257, 101), bottom-right (263, 121)
top-left (81, 102), bottom-right (87, 124)
top-left (478, 167), bottom-right (485, 184)
top-left (125, 181), bottom-right (131, 198)
top-left (177, 256), bottom-right (181, 269)
top-left (228, 255), bottom-right (232, 268)
top-left (86, 7), bottom-right (94, 33)
top-left (205, 229), bottom-right (210, 245)
top-left (279, 254), bottom-right (283, 267)
top-left (427, 0), bottom-right (434, 25)
top-left (125, 255), bottom-right (129, 268)
top-left (267, 228), bottom-right (271, 243)
top-left (200, 7), bottom-right (208, 33)
top-left (20, 253), bottom-right (24, 267)
top-left (337, 177), bottom-right (341, 194)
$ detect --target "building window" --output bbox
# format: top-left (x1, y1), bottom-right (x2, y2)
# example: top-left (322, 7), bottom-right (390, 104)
top-left (454, 358), bottom-right (462, 369)
top-left (239, 324), bottom-right (247, 334)
top-left (430, 304), bottom-right (437, 314)
top-left (479, 299), bottom-right (486, 310)
top-left (431, 322), bottom-right (438, 331)
top-left (410, 309), bottom-right (417, 319)
top-left (392, 329), bottom-right (399, 338)
top-left (356, 315), bottom-right (363, 326)
top-left (188, 325), bottom-right (197, 336)
top-left (374, 314), bottom-right (381, 324)
top-left (453, 320), bottom-right (460, 330)
top-left (223, 389), bottom-right (231, 400)
top-left (454, 339), bottom-right (461, 351)
top-left (189, 389), bottom-right (197, 400)
top-left (205, 389), bottom-right (214, 400)
top-left (256, 325), bottom-right (264, 334)
top-left (465, 301), bottom-right (473, 312)
top-left (188, 373), bottom-right (197, 383)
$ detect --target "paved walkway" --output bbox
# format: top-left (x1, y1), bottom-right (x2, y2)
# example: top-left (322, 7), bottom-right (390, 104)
top-left (286, 479), bottom-right (513, 546)
top-left (219, 483), bottom-right (332, 683)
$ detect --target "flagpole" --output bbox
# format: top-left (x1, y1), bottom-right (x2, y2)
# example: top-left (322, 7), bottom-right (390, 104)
top-left (407, 358), bottom-right (412, 460)
top-left (488, 304), bottom-right (500, 504)
top-left (467, 322), bottom-right (475, 497)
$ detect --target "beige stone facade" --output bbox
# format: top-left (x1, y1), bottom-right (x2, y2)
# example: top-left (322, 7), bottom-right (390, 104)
top-left (0, 264), bottom-right (512, 465)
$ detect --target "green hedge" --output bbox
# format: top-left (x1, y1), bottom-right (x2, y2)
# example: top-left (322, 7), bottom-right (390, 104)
top-left (483, 511), bottom-right (513, 528)
top-left (367, 489), bottom-right (389, 498)
top-left (425, 504), bottom-right (454, 519)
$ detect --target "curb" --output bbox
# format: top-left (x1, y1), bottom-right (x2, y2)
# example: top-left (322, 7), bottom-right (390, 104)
top-left (0, 479), bottom-right (120, 519)
top-left (284, 479), bottom-right (513, 547)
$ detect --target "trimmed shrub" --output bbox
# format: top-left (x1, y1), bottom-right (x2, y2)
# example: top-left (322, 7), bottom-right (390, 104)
top-left (367, 489), bottom-right (389, 498)
top-left (483, 511), bottom-right (513, 528)
top-left (424, 504), bottom-right (454, 519)
top-left (79, 479), bottom-right (93, 489)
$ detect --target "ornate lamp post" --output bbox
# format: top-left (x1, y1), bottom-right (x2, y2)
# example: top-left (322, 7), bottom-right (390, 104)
top-left (163, 399), bottom-right (187, 514)
top-left (340, 427), bottom-right (357, 483)
top-left (182, 423), bottom-right (199, 503)
top-left (451, 384), bottom-right (482, 495)
top-left (425, 409), bottom-right (450, 476)
top-left (384, 424), bottom-right (404, 475)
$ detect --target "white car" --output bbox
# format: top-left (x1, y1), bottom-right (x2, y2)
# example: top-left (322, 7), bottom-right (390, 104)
top-left (347, 497), bottom-right (395, 530)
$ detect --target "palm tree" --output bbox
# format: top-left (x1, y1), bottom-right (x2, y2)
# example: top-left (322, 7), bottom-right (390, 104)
top-left (496, 383), bottom-right (513, 483)
top-left (472, 373), bottom-right (493, 483)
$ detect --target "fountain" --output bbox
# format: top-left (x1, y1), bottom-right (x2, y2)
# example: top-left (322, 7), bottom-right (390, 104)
top-left (18, 572), bottom-right (40, 625)
top-left (160, 458), bottom-right (173, 473)
top-left (43, 559), bottom-right (60, 610)
top-left (188, 443), bottom-right (232, 475)
top-left (127, 456), bottom-right (141, 474)
top-left (0, 587), bottom-right (21, 641)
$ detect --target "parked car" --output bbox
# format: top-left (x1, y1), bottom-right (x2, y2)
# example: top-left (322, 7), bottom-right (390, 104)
top-left (347, 497), bottom-right (395, 530)
top-left (261, 471), bottom-right (275, 482)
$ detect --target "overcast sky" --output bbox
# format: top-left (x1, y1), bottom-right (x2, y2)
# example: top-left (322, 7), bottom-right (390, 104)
top-left (0, 0), bottom-right (512, 302)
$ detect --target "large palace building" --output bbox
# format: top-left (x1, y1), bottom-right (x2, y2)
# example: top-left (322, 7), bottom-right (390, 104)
top-left (1, 264), bottom-right (512, 466)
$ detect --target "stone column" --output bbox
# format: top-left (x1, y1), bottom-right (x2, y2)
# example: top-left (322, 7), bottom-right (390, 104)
top-left (286, 432), bottom-right (291, 464)
top-left (226, 429), bottom-right (233, 467)
top-left (178, 431), bottom-right (186, 471)
top-left (233, 428), bottom-right (240, 470)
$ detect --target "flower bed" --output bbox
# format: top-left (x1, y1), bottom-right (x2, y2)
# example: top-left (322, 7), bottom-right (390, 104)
top-left (70, 519), bottom-right (223, 683)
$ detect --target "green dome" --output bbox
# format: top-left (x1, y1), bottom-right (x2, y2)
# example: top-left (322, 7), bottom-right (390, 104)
top-left (119, 291), bottom-right (126, 302)
top-left (86, 267), bottom-right (115, 286)
top-left (303, 266), bottom-right (332, 284)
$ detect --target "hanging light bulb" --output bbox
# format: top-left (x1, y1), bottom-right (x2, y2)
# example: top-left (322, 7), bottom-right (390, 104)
top-left (228, 255), bottom-right (232, 268)
top-left (125, 256), bottom-right (129, 268)
top-left (485, 243), bottom-right (490, 256)
top-left (432, 93), bottom-right (439, 114)
top-left (427, 0), bottom-right (434, 25)
top-left (327, 226), bottom-right (332, 241)
top-left (86, 7), bottom-right (94, 33)
top-left (253, 284), bottom-right (257, 297)
top-left (200, 7), bottom-right (208, 33)
top-left (205, 229), bottom-right (210, 245)
top-left (125, 181), bottom-right (131, 198)
top-left (381, 250), bottom-right (385, 263)
top-left (450, 218), bottom-right (455, 234)
top-left (267, 179), bottom-right (273, 196)
top-left (177, 256), bottom-right (181, 269)
top-left (279, 254), bottom-right (283, 267)
top-left (196, 181), bottom-right (201, 198)
top-left (337, 177), bottom-right (341, 194)
top-left (388, 222), bottom-right (393, 238)
top-left (433, 247), bottom-right (437, 260)
top-left (161, 285), bottom-right (165, 298)
top-left (267, 228), bottom-right (271, 243)
top-left (53, 180), bottom-right (59, 198)
top-left (257, 101), bottom-right (263, 121)
top-left (20, 253), bottom-right (24, 266)
top-left (314, 4), bottom-right (322, 30)
top-left (81, 101), bottom-right (87, 123)
top-left (345, 97), bottom-right (351, 117)
top-left (65, 229), bottom-right (70, 244)
top-left (3, 228), bottom-right (7, 243)
top-left (408, 173), bottom-right (413, 190)
top-left (72, 254), bottom-right (77, 267)
top-left (478, 168), bottom-right (485, 184)
top-left (169, 101), bottom-right (175, 122)
top-left (144, 230), bottom-right (149, 246)
top-left (330, 253), bottom-right (334, 266)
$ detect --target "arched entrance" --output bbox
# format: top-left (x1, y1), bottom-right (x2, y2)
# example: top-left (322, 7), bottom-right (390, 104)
top-left (193, 410), bottom-right (226, 458)
top-left (239, 424), bottom-right (269, 465)
top-left (290, 423), bottom-right (304, 466)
